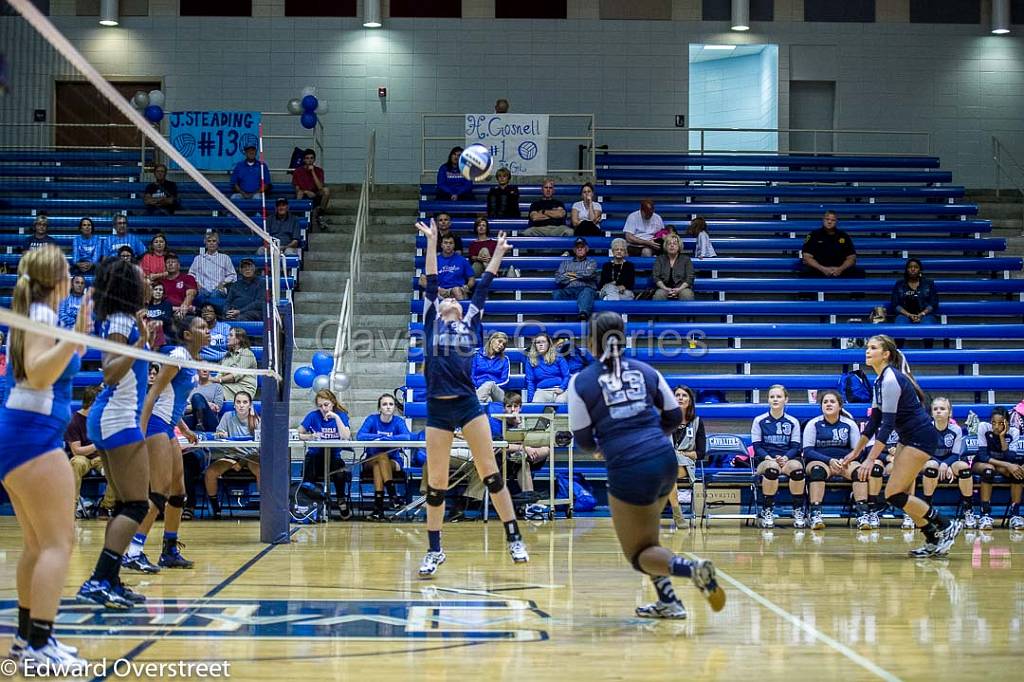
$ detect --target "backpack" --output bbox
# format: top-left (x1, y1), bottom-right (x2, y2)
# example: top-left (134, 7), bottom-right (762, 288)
top-left (290, 482), bottom-right (325, 524)
top-left (555, 473), bottom-right (597, 513)
top-left (838, 369), bottom-right (872, 403)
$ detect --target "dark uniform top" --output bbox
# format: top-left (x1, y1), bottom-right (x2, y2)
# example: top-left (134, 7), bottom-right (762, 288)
top-left (803, 227), bottom-right (856, 268)
top-left (422, 271), bottom-right (493, 399)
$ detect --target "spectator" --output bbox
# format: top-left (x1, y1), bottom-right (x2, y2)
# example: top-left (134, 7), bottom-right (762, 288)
top-left (598, 237), bottom-right (636, 301)
top-left (211, 327), bottom-right (258, 401)
top-left (199, 304), bottom-right (232, 362)
top-left (185, 369), bottom-right (225, 433)
top-left (489, 392), bottom-right (549, 497)
top-left (571, 182), bottom-right (603, 237)
top-left (525, 333), bottom-right (570, 403)
top-left (161, 253), bottom-right (198, 318)
top-left (486, 167), bottom-right (520, 219)
top-left (144, 282), bottom-right (174, 348)
top-left (72, 217), bottom-right (104, 274)
top-left (523, 179), bottom-right (571, 236)
top-left (889, 258), bottom-right (939, 324)
top-left (117, 245), bottom-right (135, 262)
top-left (292, 148), bottom-right (331, 230)
top-left (264, 198), bottom-right (301, 254)
top-left (105, 213), bottom-right (146, 259)
top-left (688, 216), bottom-right (717, 259)
top-left (65, 385), bottom-right (115, 517)
top-left (230, 143), bottom-right (272, 199)
top-left (21, 214), bottom-right (56, 253)
top-left (57, 274), bottom-right (87, 330)
top-left (434, 212), bottom-right (463, 252)
top-left (494, 98), bottom-right (510, 114)
top-left (140, 232), bottom-right (169, 285)
top-left (668, 385), bottom-right (705, 529)
top-left (356, 393), bottom-right (412, 519)
top-left (419, 233), bottom-right (474, 300)
top-left (652, 233), bottom-right (694, 301)
top-left (205, 391), bottom-right (261, 518)
top-left (473, 331), bottom-right (511, 404)
top-left (225, 258), bottom-right (265, 321)
top-left (189, 231), bottom-right (236, 312)
top-left (801, 211), bottom-right (864, 278)
top-left (623, 199), bottom-right (665, 256)
top-left (143, 163), bottom-right (179, 215)
top-left (467, 216), bottom-right (498, 277)
top-left (297, 389), bottom-right (354, 520)
top-left (553, 237), bottom-right (599, 320)
top-left (435, 146), bottom-right (474, 201)
top-left (0, 330), bottom-right (5, 387)
top-left (554, 334), bottom-right (594, 375)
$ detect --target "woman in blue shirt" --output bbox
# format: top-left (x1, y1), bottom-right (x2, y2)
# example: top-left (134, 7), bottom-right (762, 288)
top-left (472, 331), bottom-right (510, 404)
top-left (889, 258), bottom-right (939, 325)
top-left (435, 146), bottom-right (473, 201)
top-left (357, 393), bottom-right (412, 520)
top-left (297, 389), bottom-right (353, 521)
top-left (525, 333), bottom-right (570, 403)
top-left (72, 217), bottom-right (104, 275)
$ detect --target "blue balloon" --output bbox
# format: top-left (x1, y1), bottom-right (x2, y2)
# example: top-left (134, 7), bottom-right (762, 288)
top-left (144, 105), bottom-right (164, 123)
top-left (311, 352), bottom-right (333, 376)
top-left (300, 112), bottom-right (317, 129)
top-left (294, 366), bottom-right (316, 389)
top-left (301, 95), bottom-right (319, 112)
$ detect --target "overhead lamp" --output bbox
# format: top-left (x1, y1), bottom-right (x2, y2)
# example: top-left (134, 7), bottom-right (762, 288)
top-left (704, 45), bottom-right (737, 51)
top-left (99, 0), bottom-right (118, 26)
top-left (731, 0), bottom-right (750, 31)
top-left (992, 0), bottom-right (1011, 34)
top-left (364, 0), bottom-right (382, 28)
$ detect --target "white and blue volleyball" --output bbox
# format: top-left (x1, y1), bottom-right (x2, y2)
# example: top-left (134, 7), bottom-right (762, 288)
top-left (459, 144), bottom-right (494, 182)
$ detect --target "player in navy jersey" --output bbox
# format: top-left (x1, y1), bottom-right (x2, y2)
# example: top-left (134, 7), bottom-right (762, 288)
top-left (128, 315), bottom-right (206, 572)
top-left (415, 218), bottom-right (528, 577)
top-left (567, 312), bottom-right (725, 619)
top-left (845, 335), bottom-right (962, 557)
top-left (750, 385), bottom-right (806, 529)
top-left (801, 390), bottom-right (860, 531)
top-left (0, 245), bottom-right (90, 668)
top-left (78, 257), bottom-right (155, 609)
top-left (972, 406), bottom-right (1023, 531)
top-left (903, 397), bottom-right (974, 531)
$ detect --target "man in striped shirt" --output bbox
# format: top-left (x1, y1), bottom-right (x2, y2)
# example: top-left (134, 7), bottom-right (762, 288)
top-left (552, 237), bottom-right (599, 321)
top-left (188, 232), bottom-right (236, 313)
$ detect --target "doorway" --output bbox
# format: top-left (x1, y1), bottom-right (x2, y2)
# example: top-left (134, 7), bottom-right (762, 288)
top-left (789, 81), bottom-right (836, 154)
top-left (54, 79), bottom-right (160, 148)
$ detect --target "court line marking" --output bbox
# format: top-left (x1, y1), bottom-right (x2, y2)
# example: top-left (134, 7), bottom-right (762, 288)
top-left (685, 553), bottom-right (903, 682)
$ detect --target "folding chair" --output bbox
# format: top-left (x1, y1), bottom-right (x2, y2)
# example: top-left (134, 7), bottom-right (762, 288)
top-left (699, 434), bottom-right (759, 526)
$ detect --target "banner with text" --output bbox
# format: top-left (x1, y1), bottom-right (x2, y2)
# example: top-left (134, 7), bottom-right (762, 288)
top-left (168, 111), bottom-right (262, 171)
top-left (465, 114), bottom-right (549, 176)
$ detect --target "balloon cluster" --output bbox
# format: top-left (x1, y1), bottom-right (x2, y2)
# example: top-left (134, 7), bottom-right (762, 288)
top-left (131, 89), bottom-right (166, 123)
top-left (287, 86), bottom-right (327, 130)
top-left (293, 352), bottom-right (349, 393)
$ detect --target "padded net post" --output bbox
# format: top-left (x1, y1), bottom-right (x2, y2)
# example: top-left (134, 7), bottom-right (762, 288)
top-left (259, 300), bottom-right (293, 544)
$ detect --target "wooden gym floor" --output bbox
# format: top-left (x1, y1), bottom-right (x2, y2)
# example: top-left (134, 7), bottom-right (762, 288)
top-left (0, 517), bottom-right (1021, 681)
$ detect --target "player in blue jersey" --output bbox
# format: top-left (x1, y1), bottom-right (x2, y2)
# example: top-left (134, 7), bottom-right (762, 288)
top-left (127, 315), bottom-right (206, 572)
top-left (0, 246), bottom-right (90, 669)
top-left (844, 335), bottom-right (962, 557)
top-left (972, 406), bottom-right (1023, 531)
top-left (567, 312), bottom-right (725, 619)
top-left (78, 257), bottom-right (153, 609)
top-left (801, 390), bottom-right (861, 531)
top-left (415, 218), bottom-right (528, 577)
top-left (750, 385), bottom-right (806, 529)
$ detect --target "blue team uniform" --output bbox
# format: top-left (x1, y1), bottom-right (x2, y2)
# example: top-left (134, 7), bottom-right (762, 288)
top-left (356, 413), bottom-right (411, 463)
top-left (750, 411), bottom-right (802, 464)
top-left (932, 421), bottom-right (966, 466)
top-left (801, 415), bottom-right (860, 464)
top-left (566, 358), bottom-right (682, 506)
top-left (147, 347), bottom-right (197, 439)
top-left (88, 313), bottom-right (149, 450)
top-left (0, 304), bottom-right (81, 479)
top-left (861, 366), bottom-right (936, 453)
top-left (975, 422), bottom-right (1022, 465)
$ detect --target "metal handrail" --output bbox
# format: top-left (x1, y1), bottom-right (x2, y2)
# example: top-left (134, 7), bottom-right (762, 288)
top-left (992, 135), bottom-right (1024, 237)
top-left (331, 130), bottom-right (375, 392)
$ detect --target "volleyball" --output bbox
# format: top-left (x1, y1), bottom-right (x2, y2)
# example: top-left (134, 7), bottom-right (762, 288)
top-left (458, 143), bottom-right (494, 182)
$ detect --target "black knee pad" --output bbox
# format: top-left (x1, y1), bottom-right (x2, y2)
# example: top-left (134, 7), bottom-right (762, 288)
top-left (761, 467), bottom-right (780, 481)
top-left (167, 495), bottom-right (186, 509)
top-left (788, 469), bottom-right (805, 482)
top-left (981, 468), bottom-right (996, 484)
top-left (923, 467), bottom-right (939, 479)
top-left (958, 467), bottom-right (973, 480)
top-left (808, 466), bottom-right (828, 483)
top-left (120, 500), bottom-right (149, 524)
top-left (629, 544), bottom-right (657, 573)
top-left (148, 492), bottom-right (167, 513)
top-left (425, 486), bottom-right (446, 507)
top-left (886, 491), bottom-right (909, 510)
top-left (871, 462), bottom-right (885, 478)
top-left (483, 472), bottom-right (505, 494)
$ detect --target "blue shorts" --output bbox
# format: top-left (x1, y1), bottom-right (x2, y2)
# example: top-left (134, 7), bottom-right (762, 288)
top-left (426, 395), bottom-right (484, 432)
top-left (146, 416), bottom-right (176, 440)
top-left (606, 445), bottom-right (678, 506)
top-left (0, 410), bottom-right (66, 481)
top-left (896, 425), bottom-right (938, 455)
top-left (90, 426), bottom-right (145, 452)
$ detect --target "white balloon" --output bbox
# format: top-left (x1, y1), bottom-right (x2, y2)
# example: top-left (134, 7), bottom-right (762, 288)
top-left (287, 98), bottom-right (303, 115)
top-left (316, 100), bottom-right (329, 114)
top-left (300, 85), bottom-right (318, 98)
top-left (312, 374), bottom-right (331, 392)
top-left (131, 90), bottom-right (149, 109)
top-left (332, 373), bottom-right (350, 391)
top-left (148, 89), bottom-right (165, 108)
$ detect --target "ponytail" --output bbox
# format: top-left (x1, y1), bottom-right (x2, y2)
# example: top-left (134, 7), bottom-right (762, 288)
top-left (871, 334), bottom-right (927, 404)
top-left (10, 245), bottom-right (68, 382)
top-left (600, 332), bottom-right (623, 384)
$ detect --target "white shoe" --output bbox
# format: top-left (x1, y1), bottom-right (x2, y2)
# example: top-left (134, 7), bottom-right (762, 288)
top-left (978, 514), bottom-right (994, 531)
top-left (792, 508), bottom-right (807, 529)
top-left (868, 512), bottom-right (881, 529)
top-left (10, 635), bottom-right (78, 660)
top-left (901, 515), bottom-right (916, 530)
top-left (689, 559), bottom-right (726, 612)
top-left (508, 540), bottom-right (529, 564)
top-left (963, 510), bottom-right (978, 529)
top-left (20, 639), bottom-right (87, 675)
top-left (809, 510), bottom-right (825, 530)
top-left (635, 600), bottom-right (687, 619)
top-left (1009, 515), bottom-right (1024, 531)
top-left (759, 508), bottom-right (774, 529)
top-left (417, 550), bottom-right (446, 578)
top-left (856, 513), bottom-right (872, 530)
top-left (932, 519), bottom-right (964, 556)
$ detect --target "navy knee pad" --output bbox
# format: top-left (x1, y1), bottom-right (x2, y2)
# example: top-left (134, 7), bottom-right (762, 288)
top-left (120, 500), bottom-right (150, 524)
top-left (167, 495), bottom-right (186, 509)
top-left (483, 473), bottom-right (505, 494)
top-left (886, 491), bottom-right (910, 510)
top-left (425, 486), bottom-right (446, 507)
top-left (630, 544), bottom-right (657, 573)
top-left (148, 492), bottom-right (167, 514)
top-left (788, 468), bottom-right (805, 482)
top-left (808, 466), bottom-right (828, 483)
top-left (923, 467), bottom-right (939, 479)
top-left (870, 462), bottom-right (885, 478)
top-left (981, 468), bottom-right (996, 484)
top-left (958, 467), bottom-right (973, 480)
top-left (761, 467), bottom-right (780, 481)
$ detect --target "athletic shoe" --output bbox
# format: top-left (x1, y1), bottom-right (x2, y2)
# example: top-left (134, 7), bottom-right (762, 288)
top-left (508, 540), bottom-right (530, 564)
top-left (10, 635), bottom-right (78, 661)
top-left (367, 510), bottom-right (387, 522)
top-left (901, 515), bottom-right (916, 530)
top-left (856, 513), bottom-right (872, 530)
top-left (758, 508), bottom-right (774, 529)
top-left (158, 548), bottom-right (195, 569)
top-left (868, 512), bottom-right (881, 530)
top-left (1009, 515), bottom-right (1024, 531)
top-left (672, 509), bottom-right (686, 529)
top-left (20, 639), bottom-right (86, 674)
top-left (525, 503), bottom-right (549, 520)
top-left (809, 510), bottom-right (826, 530)
top-left (418, 550), bottom-right (446, 578)
top-left (689, 559), bottom-right (726, 612)
top-left (978, 514), bottom-right (994, 531)
top-left (337, 500), bottom-right (353, 521)
top-left (112, 581), bottom-right (146, 604)
top-left (932, 519), bottom-right (964, 557)
top-left (963, 509), bottom-right (978, 529)
top-left (122, 551), bottom-right (160, 574)
top-left (908, 539), bottom-right (940, 558)
top-left (76, 579), bottom-right (133, 609)
top-left (792, 508), bottom-right (807, 529)
top-left (635, 601), bottom-right (687, 619)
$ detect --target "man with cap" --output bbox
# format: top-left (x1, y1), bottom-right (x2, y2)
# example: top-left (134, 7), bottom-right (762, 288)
top-left (263, 197), bottom-right (301, 255)
top-left (224, 257), bottom-right (266, 321)
top-left (552, 237), bottom-right (599, 321)
top-left (230, 143), bottom-right (273, 199)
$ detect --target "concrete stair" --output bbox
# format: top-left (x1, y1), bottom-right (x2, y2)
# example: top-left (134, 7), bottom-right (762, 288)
top-left (966, 190), bottom-right (1024, 260)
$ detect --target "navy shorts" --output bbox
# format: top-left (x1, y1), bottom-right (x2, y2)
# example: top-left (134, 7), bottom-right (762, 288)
top-left (895, 425), bottom-right (938, 455)
top-left (607, 445), bottom-right (678, 506)
top-left (426, 395), bottom-right (484, 432)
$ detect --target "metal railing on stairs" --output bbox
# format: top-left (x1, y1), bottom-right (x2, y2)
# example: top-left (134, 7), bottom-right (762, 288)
top-left (331, 130), bottom-right (375, 393)
top-left (992, 135), bottom-right (1024, 237)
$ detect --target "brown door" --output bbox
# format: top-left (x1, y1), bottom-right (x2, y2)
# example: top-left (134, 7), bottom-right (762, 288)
top-left (54, 80), bottom-right (161, 148)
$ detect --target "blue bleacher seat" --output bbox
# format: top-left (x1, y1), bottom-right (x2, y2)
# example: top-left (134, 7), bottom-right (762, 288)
top-left (595, 169), bottom-right (954, 183)
top-left (421, 183), bottom-right (965, 200)
top-left (0, 197), bottom-right (311, 212)
top-left (0, 150), bottom-right (149, 163)
top-left (0, 166), bottom-right (143, 178)
top-left (0, 215), bottom-right (308, 232)
top-left (440, 218), bottom-right (992, 235)
top-left (593, 153), bottom-right (942, 169)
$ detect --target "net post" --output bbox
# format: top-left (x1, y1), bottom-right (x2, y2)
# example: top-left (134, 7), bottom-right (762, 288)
top-left (259, 301), bottom-right (293, 545)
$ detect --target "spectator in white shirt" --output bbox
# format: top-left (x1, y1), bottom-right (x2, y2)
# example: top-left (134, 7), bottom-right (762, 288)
top-left (688, 216), bottom-right (717, 259)
top-left (623, 199), bottom-right (665, 257)
top-left (571, 182), bottom-right (603, 237)
top-left (189, 231), bottom-right (236, 312)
